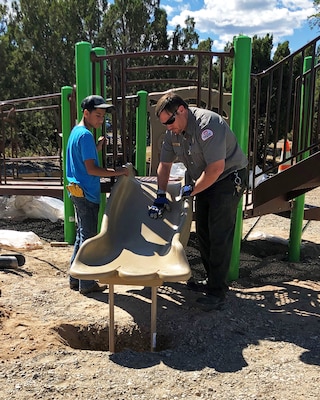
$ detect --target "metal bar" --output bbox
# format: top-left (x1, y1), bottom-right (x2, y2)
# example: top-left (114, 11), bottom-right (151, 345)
top-left (274, 64), bottom-right (283, 146)
top-left (0, 184), bottom-right (63, 199)
top-left (126, 65), bottom-right (198, 72)
top-left (284, 57), bottom-right (294, 144)
top-left (90, 49), bottom-right (234, 62)
top-left (121, 58), bottom-right (127, 163)
top-left (196, 54), bottom-right (202, 106)
top-left (218, 57), bottom-right (224, 115)
top-left (207, 56), bottom-right (213, 108)
top-left (150, 286), bottom-right (158, 352)
top-left (110, 59), bottom-right (118, 169)
top-left (109, 283), bottom-right (115, 353)
top-left (126, 78), bottom-right (198, 86)
top-left (243, 216), bottom-right (262, 241)
top-left (1, 104), bottom-right (60, 114)
top-left (0, 93), bottom-right (61, 106)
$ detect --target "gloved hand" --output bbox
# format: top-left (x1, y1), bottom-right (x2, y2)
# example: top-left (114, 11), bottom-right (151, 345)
top-left (180, 184), bottom-right (194, 198)
top-left (148, 193), bottom-right (171, 219)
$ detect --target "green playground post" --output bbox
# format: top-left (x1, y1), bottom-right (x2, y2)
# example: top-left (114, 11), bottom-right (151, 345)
top-left (288, 56), bottom-right (313, 261)
top-left (92, 47), bottom-right (107, 229)
top-left (92, 47), bottom-right (107, 99)
top-left (61, 86), bottom-right (75, 244)
top-left (75, 41), bottom-right (92, 121)
top-left (228, 35), bottom-right (252, 281)
top-left (62, 42), bottom-right (92, 243)
top-left (135, 90), bottom-right (148, 176)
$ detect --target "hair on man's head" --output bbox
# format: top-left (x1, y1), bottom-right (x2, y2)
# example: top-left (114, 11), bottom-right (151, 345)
top-left (155, 92), bottom-right (188, 117)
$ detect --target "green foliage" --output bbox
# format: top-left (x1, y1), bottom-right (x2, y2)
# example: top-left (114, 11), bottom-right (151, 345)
top-left (1, 1), bottom-right (300, 102)
top-left (309, 1), bottom-right (320, 28)
top-left (0, 0), bottom-right (316, 157)
top-left (251, 34), bottom-right (274, 73)
top-left (170, 16), bottom-right (199, 51)
top-left (98, 0), bottom-right (160, 53)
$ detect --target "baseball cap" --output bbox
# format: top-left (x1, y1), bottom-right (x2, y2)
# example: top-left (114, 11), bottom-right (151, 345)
top-left (81, 95), bottom-right (115, 112)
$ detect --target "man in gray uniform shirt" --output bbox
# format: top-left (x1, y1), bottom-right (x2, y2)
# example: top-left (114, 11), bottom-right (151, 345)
top-left (149, 92), bottom-right (248, 310)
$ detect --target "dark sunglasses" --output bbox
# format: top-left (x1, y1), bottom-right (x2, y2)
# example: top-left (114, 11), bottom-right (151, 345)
top-left (163, 109), bottom-right (178, 125)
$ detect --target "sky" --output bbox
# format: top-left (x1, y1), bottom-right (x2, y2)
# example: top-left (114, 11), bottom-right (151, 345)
top-left (160, 0), bottom-right (319, 53)
top-left (1, 0), bottom-right (318, 53)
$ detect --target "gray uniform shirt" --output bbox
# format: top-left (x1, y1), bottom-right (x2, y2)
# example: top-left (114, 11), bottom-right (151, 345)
top-left (160, 107), bottom-right (248, 181)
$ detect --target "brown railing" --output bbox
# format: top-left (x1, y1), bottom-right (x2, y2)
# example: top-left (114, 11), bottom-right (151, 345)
top-left (244, 35), bottom-right (320, 216)
top-left (90, 48), bottom-right (234, 168)
top-left (0, 93), bottom-right (63, 187)
top-left (1, 37), bottom-right (320, 213)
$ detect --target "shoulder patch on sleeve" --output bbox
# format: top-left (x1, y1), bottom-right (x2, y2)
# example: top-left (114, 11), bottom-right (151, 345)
top-left (201, 129), bottom-right (214, 141)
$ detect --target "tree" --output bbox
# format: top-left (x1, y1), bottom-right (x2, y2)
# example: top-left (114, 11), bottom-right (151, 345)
top-left (0, 3), bottom-right (10, 98)
top-left (145, 7), bottom-right (168, 51)
top-left (13, 0), bottom-right (108, 93)
top-left (0, 0), bottom-right (109, 155)
top-left (273, 41), bottom-right (290, 63)
top-left (1, 0), bottom-right (308, 157)
top-left (309, 0), bottom-right (320, 28)
top-left (98, 0), bottom-right (162, 54)
top-left (251, 34), bottom-right (274, 73)
top-left (165, 17), bottom-right (199, 87)
top-left (170, 16), bottom-right (199, 51)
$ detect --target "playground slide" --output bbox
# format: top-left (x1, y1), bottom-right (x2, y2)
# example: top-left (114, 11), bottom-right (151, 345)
top-left (69, 164), bottom-right (192, 287)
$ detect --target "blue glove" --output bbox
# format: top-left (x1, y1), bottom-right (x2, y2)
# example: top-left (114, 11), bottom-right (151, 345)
top-left (148, 193), bottom-right (170, 219)
top-left (180, 184), bottom-right (194, 198)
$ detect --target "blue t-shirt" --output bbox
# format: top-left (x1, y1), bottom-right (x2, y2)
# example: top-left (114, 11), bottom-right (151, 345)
top-left (66, 125), bottom-right (101, 204)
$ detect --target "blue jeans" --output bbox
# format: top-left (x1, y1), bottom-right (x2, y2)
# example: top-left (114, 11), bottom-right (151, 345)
top-left (69, 196), bottom-right (100, 291)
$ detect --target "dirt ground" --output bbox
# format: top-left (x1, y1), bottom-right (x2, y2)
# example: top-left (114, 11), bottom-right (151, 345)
top-left (0, 189), bottom-right (320, 399)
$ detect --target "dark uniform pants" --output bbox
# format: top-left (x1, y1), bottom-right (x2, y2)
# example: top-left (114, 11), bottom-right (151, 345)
top-left (195, 168), bottom-right (247, 296)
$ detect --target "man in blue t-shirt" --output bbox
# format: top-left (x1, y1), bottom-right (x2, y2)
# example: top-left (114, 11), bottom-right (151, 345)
top-left (66, 95), bottom-right (128, 295)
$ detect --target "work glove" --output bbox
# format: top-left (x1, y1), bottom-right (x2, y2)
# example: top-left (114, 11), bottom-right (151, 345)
top-left (179, 184), bottom-right (194, 198)
top-left (148, 192), bottom-right (170, 219)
